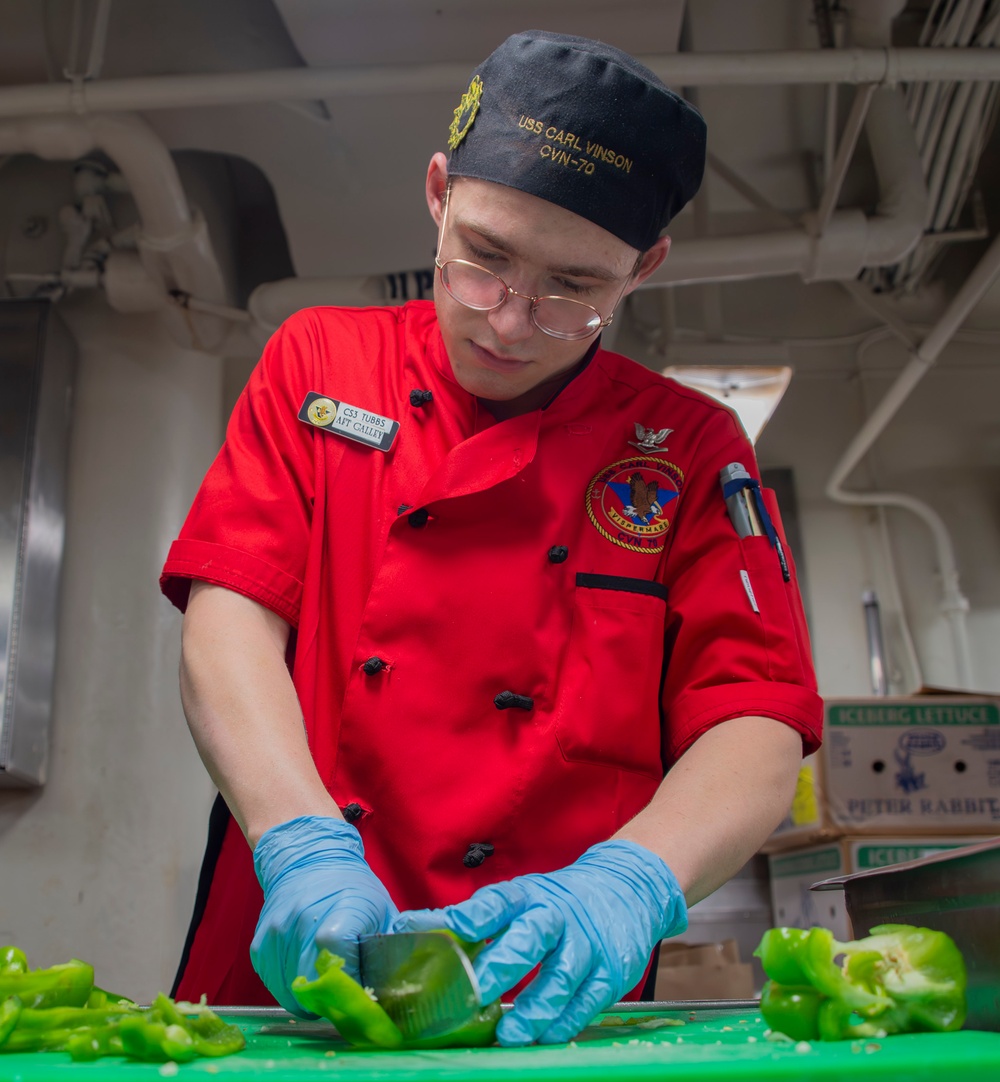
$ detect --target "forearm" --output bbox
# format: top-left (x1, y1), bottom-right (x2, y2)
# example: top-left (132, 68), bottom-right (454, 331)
top-left (613, 715), bottom-right (802, 906)
top-left (180, 581), bottom-right (341, 847)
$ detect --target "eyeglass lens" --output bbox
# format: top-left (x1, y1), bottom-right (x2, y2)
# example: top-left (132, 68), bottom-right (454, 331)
top-left (439, 261), bottom-right (604, 339)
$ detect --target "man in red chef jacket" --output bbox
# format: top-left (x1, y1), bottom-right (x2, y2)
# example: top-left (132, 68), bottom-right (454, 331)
top-left (160, 30), bottom-right (822, 1045)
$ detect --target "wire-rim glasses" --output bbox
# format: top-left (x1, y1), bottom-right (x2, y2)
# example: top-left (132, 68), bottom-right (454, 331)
top-left (433, 187), bottom-right (634, 342)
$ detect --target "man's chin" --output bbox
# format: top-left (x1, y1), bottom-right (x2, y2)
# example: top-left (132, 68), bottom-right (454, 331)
top-left (451, 361), bottom-right (527, 402)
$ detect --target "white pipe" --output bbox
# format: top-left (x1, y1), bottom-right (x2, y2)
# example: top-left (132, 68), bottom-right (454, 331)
top-left (824, 0), bottom-right (974, 687)
top-left (826, 225), bottom-right (1000, 689)
top-left (814, 83), bottom-right (877, 235)
top-left (0, 112), bottom-right (227, 348)
top-left (859, 87), bottom-right (929, 265)
top-left (247, 80), bottom-right (925, 311)
top-left (824, 82), bottom-right (838, 185)
top-left (246, 275), bottom-right (391, 345)
top-left (646, 3), bottom-right (928, 287)
top-left (644, 74), bottom-right (926, 288)
top-left (1, 49), bottom-right (1000, 119)
top-left (83, 0), bottom-right (114, 82)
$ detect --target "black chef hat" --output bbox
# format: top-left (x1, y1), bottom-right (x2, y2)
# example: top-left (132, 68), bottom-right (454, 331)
top-left (446, 30), bottom-right (707, 251)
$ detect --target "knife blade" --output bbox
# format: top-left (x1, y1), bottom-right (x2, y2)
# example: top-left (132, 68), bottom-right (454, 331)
top-left (358, 931), bottom-right (482, 1042)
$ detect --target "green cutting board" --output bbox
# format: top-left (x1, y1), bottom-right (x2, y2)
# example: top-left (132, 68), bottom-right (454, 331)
top-left (2, 1007), bottom-right (999, 1082)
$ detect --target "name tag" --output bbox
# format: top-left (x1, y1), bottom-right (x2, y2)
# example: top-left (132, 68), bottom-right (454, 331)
top-left (298, 392), bottom-right (399, 452)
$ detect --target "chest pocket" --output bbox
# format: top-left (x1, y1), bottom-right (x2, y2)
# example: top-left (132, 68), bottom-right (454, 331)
top-left (554, 573), bottom-right (667, 778)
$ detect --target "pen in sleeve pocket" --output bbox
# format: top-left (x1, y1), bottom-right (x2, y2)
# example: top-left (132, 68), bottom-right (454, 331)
top-left (719, 463), bottom-right (755, 538)
top-left (719, 462), bottom-right (791, 582)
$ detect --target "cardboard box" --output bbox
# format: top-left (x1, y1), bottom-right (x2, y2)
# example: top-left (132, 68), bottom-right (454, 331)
top-left (653, 939), bottom-right (754, 1001)
top-left (765, 697), bottom-right (1000, 851)
top-left (768, 836), bottom-right (986, 940)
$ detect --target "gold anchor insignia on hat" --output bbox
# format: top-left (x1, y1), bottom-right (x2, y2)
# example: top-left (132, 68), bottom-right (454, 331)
top-left (448, 75), bottom-right (483, 150)
top-left (628, 423), bottom-right (672, 453)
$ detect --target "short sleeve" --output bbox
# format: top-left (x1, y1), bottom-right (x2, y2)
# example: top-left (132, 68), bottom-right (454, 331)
top-left (660, 406), bottom-right (822, 761)
top-left (159, 313), bottom-right (321, 626)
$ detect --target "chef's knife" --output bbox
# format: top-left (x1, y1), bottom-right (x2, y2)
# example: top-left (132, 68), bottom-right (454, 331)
top-left (358, 931), bottom-right (483, 1041)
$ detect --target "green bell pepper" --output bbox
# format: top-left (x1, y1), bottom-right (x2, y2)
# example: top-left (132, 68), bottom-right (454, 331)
top-left (146, 994), bottom-right (247, 1058)
top-left (63, 1023), bottom-right (126, 1061)
top-left (754, 924), bottom-right (967, 1041)
top-left (0, 997), bottom-right (22, 1045)
top-left (0, 948), bottom-right (28, 976)
top-left (291, 950), bottom-right (405, 1049)
top-left (0, 946), bottom-right (245, 1063)
top-left (754, 927), bottom-right (813, 987)
top-left (11, 1004), bottom-right (142, 1032)
top-left (117, 1016), bottom-right (200, 1063)
top-left (375, 932), bottom-right (501, 1049)
top-left (85, 985), bottom-right (137, 1009)
top-left (102, 995), bottom-right (245, 1062)
top-left (291, 939), bottom-right (502, 1051)
top-left (0, 951), bottom-right (93, 1010)
top-left (758, 981), bottom-right (823, 1042)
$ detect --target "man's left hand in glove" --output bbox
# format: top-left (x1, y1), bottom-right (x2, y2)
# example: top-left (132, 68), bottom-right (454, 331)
top-left (393, 839), bottom-right (687, 1045)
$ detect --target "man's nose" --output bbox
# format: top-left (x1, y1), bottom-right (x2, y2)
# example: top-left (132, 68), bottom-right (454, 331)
top-left (487, 289), bottom-right (536, 345)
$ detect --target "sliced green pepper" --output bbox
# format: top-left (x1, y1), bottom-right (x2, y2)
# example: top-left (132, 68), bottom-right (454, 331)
top-left (755, 924), bottom-right (967, 1042)
top-left (754, 928), bottom-right (812, 987)
top-left (0, 997), bottom-right (22, 1046)
top-left (147, 994), bottom-right (246, 1057)
top-left (0, 948), bottom-right (28, 976)
top-left (0, 946), bottom-right (244, 1063)
top-left (118, 1015), bottom-right (199, 1063)
top-left (292, 950), bottom-right (404, 1050)
top-left (64, 1024), bottom-right (125, 1061)
top-left (372, 931), bottom-right (500, 1048)
top-left (0, 954), bottom-right (93, 1010)
top-left (13, 1004), bottom-right (141, 1031)
top-left (291, 941), bottom-right (502, 1051)
top-left (85, 985), bottom-right (137, 1009)
top-left (0, 1003), bottom-right (138, 1054)
top-left (758, 982), bottom-right (822, 1042)
top-left (798, 927), bottom-right (893, 1015)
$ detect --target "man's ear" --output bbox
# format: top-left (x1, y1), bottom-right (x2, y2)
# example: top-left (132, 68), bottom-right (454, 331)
top-left (425, 152), bottom-right (449, 227)
top-left (629, 236), bottom-right (671, 291)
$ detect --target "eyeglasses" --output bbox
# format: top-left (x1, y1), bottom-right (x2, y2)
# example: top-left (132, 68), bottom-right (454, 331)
top-left (434, 188), bottom-right (635, 341)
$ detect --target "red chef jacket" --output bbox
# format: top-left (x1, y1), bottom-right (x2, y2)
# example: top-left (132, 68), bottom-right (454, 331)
top-left (161, 300), bottom-right (822, 1004)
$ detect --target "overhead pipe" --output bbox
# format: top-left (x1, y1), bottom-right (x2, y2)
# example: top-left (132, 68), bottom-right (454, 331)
top-left (643, 0), bottom-right (926, 287)
top-left (2, 49), bottom-right (1000, 118)
top-left (825, 0), bottom-right (981, 690)
top-left (242, 52), bottom-right (929, 320)
top-left (813, 83), bottom-right (877, 235)
top-left (0, 32), bottom-right (962, 312)
top-left (0, 112), bottom-right (227, 349)
top-left (642, 84), bottom-right (927, 287)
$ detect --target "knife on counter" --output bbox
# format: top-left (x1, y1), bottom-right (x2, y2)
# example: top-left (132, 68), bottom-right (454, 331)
top-left (358, 931), bottom-right (483, 1042)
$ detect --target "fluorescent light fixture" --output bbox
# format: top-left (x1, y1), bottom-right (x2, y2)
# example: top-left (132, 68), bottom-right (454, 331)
top-left (662, 363), bottom-right (792, 442)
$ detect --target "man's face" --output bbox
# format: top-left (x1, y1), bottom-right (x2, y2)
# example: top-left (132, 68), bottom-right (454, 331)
top-left (429, 174), bottom-right (646, 411)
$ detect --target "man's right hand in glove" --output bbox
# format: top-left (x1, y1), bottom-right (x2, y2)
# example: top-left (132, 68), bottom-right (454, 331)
top-left (251, 815), bottom-right (399, 1015)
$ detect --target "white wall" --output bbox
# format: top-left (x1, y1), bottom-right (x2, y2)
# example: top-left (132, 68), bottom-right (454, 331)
top-left (0, 294), bottom-right (221, 1000)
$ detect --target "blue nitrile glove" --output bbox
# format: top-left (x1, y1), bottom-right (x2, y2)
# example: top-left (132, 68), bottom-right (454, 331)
top-left (251, 815), bottom-right (398, 1015)
top-left (393, 840), bottom-right (687, 1045)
